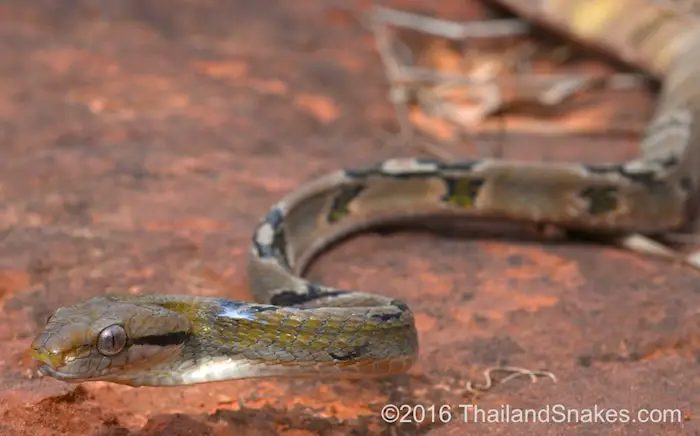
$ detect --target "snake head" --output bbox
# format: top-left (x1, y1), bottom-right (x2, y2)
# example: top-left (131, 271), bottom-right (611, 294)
top-left (30, 295), bottom-right (192, 385)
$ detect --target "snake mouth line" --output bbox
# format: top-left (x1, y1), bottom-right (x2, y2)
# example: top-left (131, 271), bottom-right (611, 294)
top-left (36, 364), bottom-right (88, 381)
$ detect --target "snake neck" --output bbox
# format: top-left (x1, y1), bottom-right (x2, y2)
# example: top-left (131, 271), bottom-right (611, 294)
top-left (110, 295), bottom-right (417, 386)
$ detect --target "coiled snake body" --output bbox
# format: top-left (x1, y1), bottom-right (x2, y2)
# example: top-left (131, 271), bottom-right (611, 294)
top-left (30, 0), bottom-right (700, 386)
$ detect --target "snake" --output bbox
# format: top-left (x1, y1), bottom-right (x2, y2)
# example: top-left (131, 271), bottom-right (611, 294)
top-left (29, 0), bottom-right (700, 387)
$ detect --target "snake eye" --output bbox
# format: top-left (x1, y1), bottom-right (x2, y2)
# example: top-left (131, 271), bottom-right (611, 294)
top-left (97, 325), bottom-right (127, 356)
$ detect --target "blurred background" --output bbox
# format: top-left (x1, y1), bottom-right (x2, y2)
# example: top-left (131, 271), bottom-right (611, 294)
top-left (0, 1), bottom-right (694, 436)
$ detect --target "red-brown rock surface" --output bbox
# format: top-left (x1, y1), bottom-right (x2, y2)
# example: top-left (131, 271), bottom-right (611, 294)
top-left (0, 1), bottom-right (697, 435)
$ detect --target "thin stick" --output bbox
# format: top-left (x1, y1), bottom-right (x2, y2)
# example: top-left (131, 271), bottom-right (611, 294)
top-left (371, 6), bottom-right (531, 40)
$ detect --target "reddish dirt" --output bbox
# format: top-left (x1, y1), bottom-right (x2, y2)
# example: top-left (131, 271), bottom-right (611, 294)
top-left (0, 1), bottom-right (697, 435)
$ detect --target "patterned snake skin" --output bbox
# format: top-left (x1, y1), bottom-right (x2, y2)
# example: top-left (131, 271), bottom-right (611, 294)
top-left (29, 0), bottom-right (700, 386)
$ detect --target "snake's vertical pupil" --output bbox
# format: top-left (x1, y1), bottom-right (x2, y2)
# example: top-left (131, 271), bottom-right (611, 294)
top-left (97, 325), bottom-right (127, 356)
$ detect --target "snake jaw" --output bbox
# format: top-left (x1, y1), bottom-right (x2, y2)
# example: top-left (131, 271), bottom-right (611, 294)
top-left (34, 363), bottom-right (85, 381)
top-left (30, 345), bottom-right (93, 382)
top-left (29, 320), bottom-right (91, 381)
